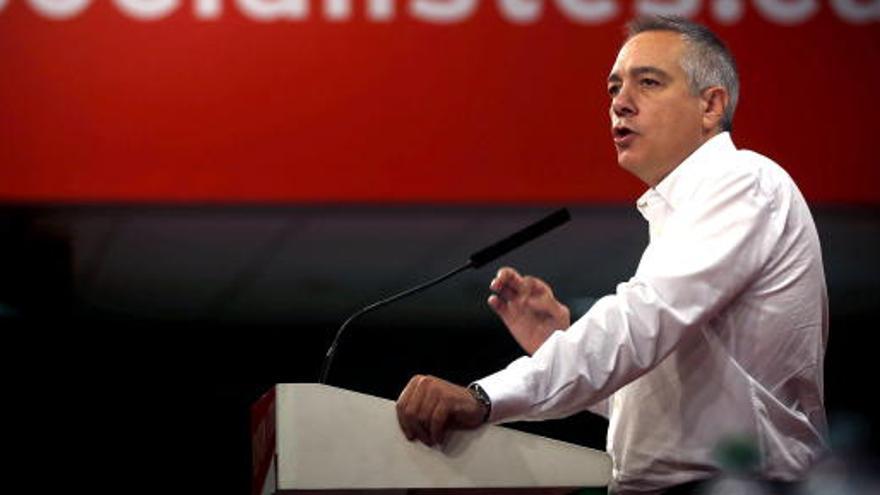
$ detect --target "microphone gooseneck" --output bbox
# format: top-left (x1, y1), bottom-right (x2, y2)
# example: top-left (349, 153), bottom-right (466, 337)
top-left (318, 261), bottom-right (472, 384)
top-left (318, 208), bottom-right (571, 384)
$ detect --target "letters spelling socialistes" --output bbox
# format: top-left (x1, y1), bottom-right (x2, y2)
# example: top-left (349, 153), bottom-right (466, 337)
top-left (6, 0), bottom-right (878, 25)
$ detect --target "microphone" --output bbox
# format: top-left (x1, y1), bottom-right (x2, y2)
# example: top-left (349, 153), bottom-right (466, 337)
top-left (318, 208), bottom-right (571, 384)
top-left (468, 208), bottom-right (571, 268)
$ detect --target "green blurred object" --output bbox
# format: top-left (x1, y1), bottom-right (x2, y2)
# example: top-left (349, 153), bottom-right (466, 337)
top-left (713, 434), bottom-right (762, 474)
top-left (568, 488), bottom-right (607, 495)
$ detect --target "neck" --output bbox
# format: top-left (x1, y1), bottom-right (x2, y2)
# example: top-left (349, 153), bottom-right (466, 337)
top-left (644, 129), bottom-right (724, 187)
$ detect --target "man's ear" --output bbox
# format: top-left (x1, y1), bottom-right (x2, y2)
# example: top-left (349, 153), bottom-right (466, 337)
top-left (701, 86), bottom-right (729, 134)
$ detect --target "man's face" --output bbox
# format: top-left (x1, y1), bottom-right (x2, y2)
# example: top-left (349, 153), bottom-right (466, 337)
top-left (608, 31), bottom-right (708, 186)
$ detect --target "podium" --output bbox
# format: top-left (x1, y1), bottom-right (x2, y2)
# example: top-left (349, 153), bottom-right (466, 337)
top-left (252, 384), bottom-right (611, 494)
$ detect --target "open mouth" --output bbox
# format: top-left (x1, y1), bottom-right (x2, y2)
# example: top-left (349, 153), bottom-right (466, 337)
top-left (613, 125), bottom-right (636, 145)
top-left (613, 126), bottom-right (633, 137)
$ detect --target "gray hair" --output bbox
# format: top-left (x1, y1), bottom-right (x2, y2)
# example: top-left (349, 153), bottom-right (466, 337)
top-left (626, 15), bottom-right (739, 132)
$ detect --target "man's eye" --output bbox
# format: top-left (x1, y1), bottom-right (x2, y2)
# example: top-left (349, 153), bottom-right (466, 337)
top-left (608, 85), bottom-right (620, 96)
top-left (641, 78), bottom-right (660, 87)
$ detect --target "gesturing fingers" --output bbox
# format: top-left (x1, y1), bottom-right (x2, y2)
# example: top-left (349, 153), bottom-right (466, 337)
top-left (490, 267), bottom-right (525, 302)
top-left (487, 293), bottom-right (508, 313)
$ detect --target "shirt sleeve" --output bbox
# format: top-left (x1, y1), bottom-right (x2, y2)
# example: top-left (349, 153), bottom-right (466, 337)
top-left (477, 167), bottom-right (781, 424)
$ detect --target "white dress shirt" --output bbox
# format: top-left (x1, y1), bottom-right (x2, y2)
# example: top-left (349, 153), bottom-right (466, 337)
top-left (477, 133), bottom-right (829, 493)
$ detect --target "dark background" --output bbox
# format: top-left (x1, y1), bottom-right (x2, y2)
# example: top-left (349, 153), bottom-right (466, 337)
top-left (2, 204), bottom-right (877, 494)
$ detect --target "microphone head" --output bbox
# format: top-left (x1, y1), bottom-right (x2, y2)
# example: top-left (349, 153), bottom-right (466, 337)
top-left (469, 208), bottom-right (571, 269)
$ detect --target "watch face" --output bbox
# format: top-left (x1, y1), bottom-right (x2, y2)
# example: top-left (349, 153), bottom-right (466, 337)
top-left (468, 384), bottom-right (491, 422)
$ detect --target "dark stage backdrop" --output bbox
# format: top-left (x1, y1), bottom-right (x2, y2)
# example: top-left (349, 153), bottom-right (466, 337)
top-left (1, 0), bottom-right (878, 204)
top-left (3, 205), bottom-right (878, 495)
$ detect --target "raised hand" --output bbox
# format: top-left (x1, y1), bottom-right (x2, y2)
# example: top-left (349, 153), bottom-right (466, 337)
top-left (487, 267), bottom-right (571, 355)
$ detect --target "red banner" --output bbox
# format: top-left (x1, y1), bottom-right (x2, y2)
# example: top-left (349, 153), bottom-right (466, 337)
top-left (1, 1), bottom-right (877, 203)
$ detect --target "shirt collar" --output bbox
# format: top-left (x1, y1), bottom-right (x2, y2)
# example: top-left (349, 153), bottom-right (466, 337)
top-left (636, 132), bottom-right (736, 220)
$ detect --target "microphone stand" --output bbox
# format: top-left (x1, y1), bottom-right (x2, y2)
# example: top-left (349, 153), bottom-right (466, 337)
top-left (318, 261), bottom-right (472, 384)
top-left (317, 208), bottom-right (570, 384)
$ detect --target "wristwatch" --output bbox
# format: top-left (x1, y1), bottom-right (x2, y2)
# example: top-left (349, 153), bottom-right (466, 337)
top-left (467, 383), bottom-right (492, 424)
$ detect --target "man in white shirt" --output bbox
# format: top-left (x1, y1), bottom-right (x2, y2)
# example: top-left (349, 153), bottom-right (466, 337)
top-left (396, 15), bottom-right (828, 494)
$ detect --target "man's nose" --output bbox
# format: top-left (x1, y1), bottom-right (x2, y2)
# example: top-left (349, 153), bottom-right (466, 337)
top-left (611, 86), bottom-right (636, 117)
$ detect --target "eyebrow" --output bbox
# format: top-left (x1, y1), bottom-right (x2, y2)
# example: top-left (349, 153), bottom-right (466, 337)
top-left (607, 66), bottom-right (672, 84)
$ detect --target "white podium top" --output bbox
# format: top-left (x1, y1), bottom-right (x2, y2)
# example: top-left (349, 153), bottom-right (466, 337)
top-left (258, 384), bottom-right (610, 492)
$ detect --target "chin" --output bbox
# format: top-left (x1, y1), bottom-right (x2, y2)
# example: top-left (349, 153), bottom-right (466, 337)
top-left (616, 154), bottom-right (639, 174)
top-left (617, 157), bottom-right (652, 185)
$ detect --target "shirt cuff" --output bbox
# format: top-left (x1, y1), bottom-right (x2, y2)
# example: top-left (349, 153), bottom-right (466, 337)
top-left (473, 355), bottom-right (535, 424)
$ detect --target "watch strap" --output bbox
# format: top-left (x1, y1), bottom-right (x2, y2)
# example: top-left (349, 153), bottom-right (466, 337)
top-left (467, 382), bottom-right (492, 424)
